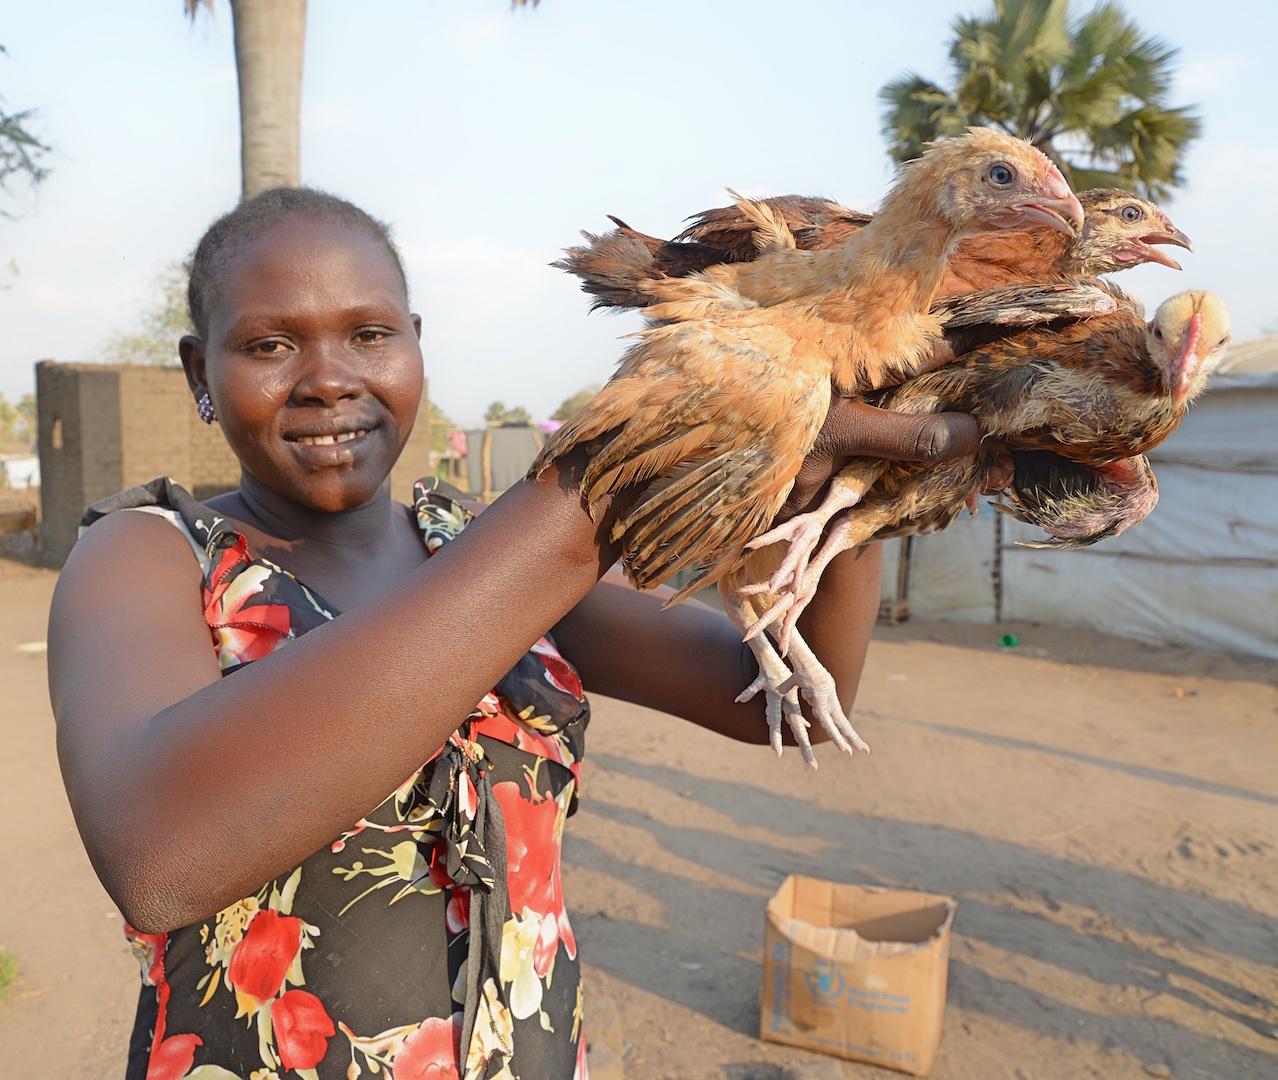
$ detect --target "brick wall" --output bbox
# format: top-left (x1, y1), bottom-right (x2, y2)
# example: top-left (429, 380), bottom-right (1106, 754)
top-left (119, 366), bottom-right (193, 489)
top-left (36, 362), bottom-right (124, 566)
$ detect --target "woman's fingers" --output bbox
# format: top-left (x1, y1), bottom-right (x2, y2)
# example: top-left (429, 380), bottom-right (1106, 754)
top-left (818, 399), bottom-right (981, 463)
top-left (781, 400), bottom-right (982, 521)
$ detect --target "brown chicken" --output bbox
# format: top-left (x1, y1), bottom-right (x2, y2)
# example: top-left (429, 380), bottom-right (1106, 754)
top-left (745, 290), bottom-right (1233, 650)
top-left (532, 128), bottom-right (1085, 763)
top-left (561, 187), bottom-right (1190, 312)
top-left (561, 185), bottom-right (1190, 630)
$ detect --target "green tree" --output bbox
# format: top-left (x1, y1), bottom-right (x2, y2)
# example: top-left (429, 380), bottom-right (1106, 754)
top-left (0, 391), bottom-right (36, 451)
top-left (484, 401), bottom-right (532, 427)
top-left (879, 0), bottom-right (1200, 200)
top-left (551, 384), bottom-right (599, 422)
top-left (0, 45), bottom-right (51, 217)
top-left (100, 261), bottom-right (191, 367)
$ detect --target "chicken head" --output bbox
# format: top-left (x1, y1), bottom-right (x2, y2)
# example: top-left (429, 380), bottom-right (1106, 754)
top-left (921, 128), bottom-right (1085, 238)
top-left (1146, 290), bottom-right (1232, 406)
top-left (1075, 189), bottom-right (1194, 273)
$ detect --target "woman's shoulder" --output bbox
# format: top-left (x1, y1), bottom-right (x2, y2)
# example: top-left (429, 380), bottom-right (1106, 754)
top-left (54, 480), bottom-right (211, 635)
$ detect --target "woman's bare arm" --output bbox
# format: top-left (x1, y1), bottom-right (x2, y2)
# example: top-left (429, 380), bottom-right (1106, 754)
top-left (552, 544), bottom-right (881, 746)
top-left (50, 400), bottom-right (971, 934)
top-left (50, 455), bottom-right (625, 933)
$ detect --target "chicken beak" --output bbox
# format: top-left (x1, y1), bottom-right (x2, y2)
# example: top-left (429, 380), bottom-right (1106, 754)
top-left (1152, 226), bottom-right (1194, 254)
top-left (1135, 227), bottom-right (1194, 271)
top-left (1011, 191), bottom-right (1087, 237)
top-left (1171, 311), bottom-right (1203, 406)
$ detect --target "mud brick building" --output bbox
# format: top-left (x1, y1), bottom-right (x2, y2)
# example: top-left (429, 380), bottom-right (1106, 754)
top-left (35, 361), bottom-right (430, 566)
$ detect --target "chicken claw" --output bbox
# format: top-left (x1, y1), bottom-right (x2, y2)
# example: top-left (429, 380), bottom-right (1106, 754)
top-left (721, 587), bottom-right (816, 767)
top-left (780, 630), bottom-right (870, 755)
top-left (739, 478), bottom-right (865, 602)
top-left (747, 510), bottom-right (860, 652)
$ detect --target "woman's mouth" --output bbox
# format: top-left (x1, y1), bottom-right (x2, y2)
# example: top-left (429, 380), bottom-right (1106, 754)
top-left (293, 429), bottom-right (370, 446)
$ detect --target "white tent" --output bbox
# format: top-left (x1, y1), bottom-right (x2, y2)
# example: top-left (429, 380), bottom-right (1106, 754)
top-left (884, 339), bottom-right (1278, 660)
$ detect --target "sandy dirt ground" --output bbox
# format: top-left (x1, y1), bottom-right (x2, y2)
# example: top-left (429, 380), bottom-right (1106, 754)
top-left (1, 555), bottom-right (1276, 1079)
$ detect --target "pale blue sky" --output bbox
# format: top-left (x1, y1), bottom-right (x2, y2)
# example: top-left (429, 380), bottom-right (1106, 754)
top-left (1, 0), bottom-right (1273, 424)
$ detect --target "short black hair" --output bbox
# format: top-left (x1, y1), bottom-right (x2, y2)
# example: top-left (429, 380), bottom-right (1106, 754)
top-left (187, 187), bottom-right (409, 338)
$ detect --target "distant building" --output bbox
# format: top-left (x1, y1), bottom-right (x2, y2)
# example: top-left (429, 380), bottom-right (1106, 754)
top-left (35, 361), bottom-right (432, 566)
top-left (463, 426), bottom-right (542, 500)
top-left (0, 454), bottom-right (39, 489)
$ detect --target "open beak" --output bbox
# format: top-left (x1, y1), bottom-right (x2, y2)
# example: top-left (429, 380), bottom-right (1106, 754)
top-left (1171, 311), bottom-right (1203, 406)
top-left (1005, 190), bottom-right (1086, 236)
top-left (1119, 227), bottom-right (1194, 271)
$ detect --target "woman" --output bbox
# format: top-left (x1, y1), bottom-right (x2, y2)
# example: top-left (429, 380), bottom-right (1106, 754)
top-left (49, 188), bottom-right (985, 1080)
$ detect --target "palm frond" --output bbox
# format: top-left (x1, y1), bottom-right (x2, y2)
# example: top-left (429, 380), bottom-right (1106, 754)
top-left (880, 0), bottom-right (1201, 199)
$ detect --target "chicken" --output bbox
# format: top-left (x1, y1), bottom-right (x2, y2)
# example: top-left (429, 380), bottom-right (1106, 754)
top-left (561, 188), bottom-right (1190, 313)
top-left (561, 186), bottom-right (1188, 617)
top-left (998, 451), bottom-right (1159, 549)
top-left (745, 289), bottom-right (1232, 647)
top-left (532, 129), bottom-right (1085, 763)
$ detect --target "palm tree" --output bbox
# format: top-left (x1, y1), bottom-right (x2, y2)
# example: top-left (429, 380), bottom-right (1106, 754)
top-left (187, 1), bottom-right (541, 202)
top-left (186, 0), bottom-right (306, 200)
top-left (879, 0), bottom-right (1200, 200)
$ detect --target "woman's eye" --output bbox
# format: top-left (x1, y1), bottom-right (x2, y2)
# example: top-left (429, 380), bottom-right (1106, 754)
top-left (987, 163), bottom-right (1014, 186)
top-left (1121, 205), bottom-right (1142, 222)
top-left (254, 340), bottom-right (288, 355)
top-left (356, 329), bottom-right (387, 344)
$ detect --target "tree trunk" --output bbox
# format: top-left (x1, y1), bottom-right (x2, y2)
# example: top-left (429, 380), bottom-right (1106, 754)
top-left (228, 0), bottom-right (307, 200)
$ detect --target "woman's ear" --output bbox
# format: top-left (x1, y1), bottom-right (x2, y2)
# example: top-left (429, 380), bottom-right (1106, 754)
top-left (411, 314), bottom-right (422, 340)
top-left (179, 335), bottom-right (209, 401)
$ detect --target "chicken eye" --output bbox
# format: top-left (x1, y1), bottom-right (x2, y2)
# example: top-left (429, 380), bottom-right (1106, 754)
top-left (1152, 326), bottom-right (1164, 341)
top-left (1120, 205), bottom-right (1143, 223)
top-left (987, 163), bottom-right (1015, 187)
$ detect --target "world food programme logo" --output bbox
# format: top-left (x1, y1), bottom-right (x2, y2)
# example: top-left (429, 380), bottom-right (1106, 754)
top-left (804, 962), bottom-right (845, 1005)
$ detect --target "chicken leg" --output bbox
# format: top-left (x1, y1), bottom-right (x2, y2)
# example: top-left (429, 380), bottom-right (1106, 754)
top-left (719, 584), bottom-right (815, 766)
top-left (737, 458), bottom-right (886, 646)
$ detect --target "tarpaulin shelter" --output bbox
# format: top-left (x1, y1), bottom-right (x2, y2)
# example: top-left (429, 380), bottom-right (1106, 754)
top-left (883, 338), bottom-right (1278, 660)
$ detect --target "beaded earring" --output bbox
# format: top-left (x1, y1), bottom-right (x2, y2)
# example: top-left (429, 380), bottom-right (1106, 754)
top-left (196, 392), bottom-right (216, 424)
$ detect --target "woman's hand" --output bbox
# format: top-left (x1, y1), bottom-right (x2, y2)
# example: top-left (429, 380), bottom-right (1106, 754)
top-left (777, 396), bottom-right (983, 523)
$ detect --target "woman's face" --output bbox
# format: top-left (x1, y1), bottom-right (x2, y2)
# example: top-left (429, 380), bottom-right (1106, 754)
top-left (182, 216), bottom-right (424, 513)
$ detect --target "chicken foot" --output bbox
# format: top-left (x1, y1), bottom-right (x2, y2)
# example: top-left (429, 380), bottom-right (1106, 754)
top-left (719, 584), bottom-right (815, 766)
top-left (738, 458), bottom-right (887, 645)
top-left (779, 630), bottom-right (869, 755)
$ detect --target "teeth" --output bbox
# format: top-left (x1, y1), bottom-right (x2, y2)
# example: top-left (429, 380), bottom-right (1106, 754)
top-left (296, 430), bottom-right (367, 446)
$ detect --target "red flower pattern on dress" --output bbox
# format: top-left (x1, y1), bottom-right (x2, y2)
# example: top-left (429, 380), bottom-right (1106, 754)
top-left (531, 637), bottom-right (584, 700)
top-left (204, 551), bottom-right (293, 668)
top-left (494, 780), bottom-right (577, 974)
top-left (148, 1027), bottom-right (202, 1080)
top-left (125, 923), bottom-right (166, 987)
top-left (123, 925), bottom-right (204, 1080)
top-left (227, 908), bottom-right (304, 1009)
top-left (392, 1014), bottom-right (462, 1080)
top-left (96, 478), bottom-right (589, 1080)
top-left (446, 887), bottom-right (471, 935)
top-left (273, 988), bottom-right (336, 1072)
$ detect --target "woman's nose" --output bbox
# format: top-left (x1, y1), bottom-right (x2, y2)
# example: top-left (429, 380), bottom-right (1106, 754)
top-left (291, 341), bottom-right (363, 407)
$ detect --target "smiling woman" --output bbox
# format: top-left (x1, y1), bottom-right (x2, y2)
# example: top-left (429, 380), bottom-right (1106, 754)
top-left (47, 187), bottom-right (988, 1080)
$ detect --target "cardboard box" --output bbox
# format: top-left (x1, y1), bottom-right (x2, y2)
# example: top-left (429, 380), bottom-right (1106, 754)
top-left (760, 875), bottom-right (957, 1076)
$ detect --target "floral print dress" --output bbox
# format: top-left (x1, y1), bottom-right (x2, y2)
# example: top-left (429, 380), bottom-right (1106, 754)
top-left (80, 477), bottom-right (591, 1080)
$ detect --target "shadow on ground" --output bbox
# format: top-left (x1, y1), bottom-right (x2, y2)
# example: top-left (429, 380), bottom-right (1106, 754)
top-left (566, 752), bottom-right (1278, 1078)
